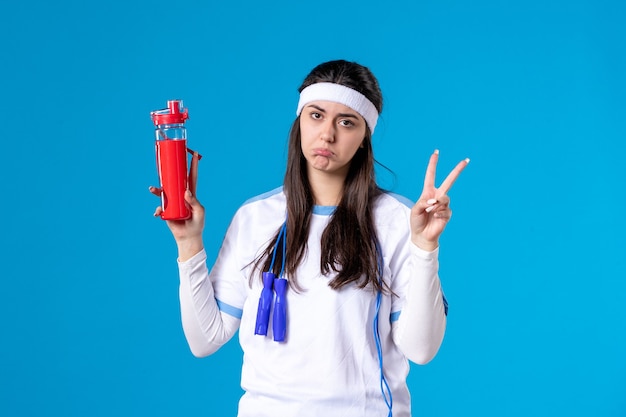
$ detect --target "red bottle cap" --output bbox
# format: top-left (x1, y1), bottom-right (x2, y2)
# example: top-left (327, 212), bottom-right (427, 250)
top-left (151, 100), bottom-right (189, 125)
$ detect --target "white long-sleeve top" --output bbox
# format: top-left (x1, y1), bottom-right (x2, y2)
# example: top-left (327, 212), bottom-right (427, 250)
top-left (178, 187), bottom-right (447, 417)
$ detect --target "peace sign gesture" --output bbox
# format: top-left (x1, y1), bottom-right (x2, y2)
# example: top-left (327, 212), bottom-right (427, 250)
top-left (410, 150), bottom-right (470, 251)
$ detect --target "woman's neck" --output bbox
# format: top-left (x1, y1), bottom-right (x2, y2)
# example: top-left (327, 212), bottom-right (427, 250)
top-left (308, 170), bottom-right (345, 206)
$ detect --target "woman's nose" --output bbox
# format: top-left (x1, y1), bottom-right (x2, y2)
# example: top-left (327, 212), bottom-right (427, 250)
top-left (320, 121), bottom-right (335, 142)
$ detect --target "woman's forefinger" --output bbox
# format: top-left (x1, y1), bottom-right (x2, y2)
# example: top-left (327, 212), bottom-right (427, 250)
top-left (149, 186), bottom-right (162, 197)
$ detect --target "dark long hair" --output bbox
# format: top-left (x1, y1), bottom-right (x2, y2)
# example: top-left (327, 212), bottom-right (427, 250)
top-left (253, 60), bottom-right (386, 293)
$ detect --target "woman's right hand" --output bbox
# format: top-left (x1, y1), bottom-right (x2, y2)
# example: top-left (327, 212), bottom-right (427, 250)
top-left (149, 152), bottom-right (205, 261)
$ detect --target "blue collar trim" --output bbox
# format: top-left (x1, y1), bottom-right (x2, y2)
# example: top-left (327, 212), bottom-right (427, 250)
top-left (313, 205), bottom-right (336, 216)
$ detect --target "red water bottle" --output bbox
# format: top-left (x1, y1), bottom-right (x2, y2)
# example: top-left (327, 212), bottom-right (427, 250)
top-left (151, 100), bottom-right (194, 220)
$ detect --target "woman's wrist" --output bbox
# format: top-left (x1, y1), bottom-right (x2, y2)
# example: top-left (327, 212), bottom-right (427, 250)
top-left (411, 235), bottom-right (439, 252)
top-left (176, 236), bottom-right (204, 262)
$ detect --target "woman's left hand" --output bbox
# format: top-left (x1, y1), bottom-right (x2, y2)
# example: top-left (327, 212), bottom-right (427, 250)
top-left (410, 150), bottom-right (469, 251)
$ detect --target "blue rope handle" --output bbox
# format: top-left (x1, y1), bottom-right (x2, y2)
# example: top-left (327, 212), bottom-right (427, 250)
top-left (254, 223), bottom-right (286, 336)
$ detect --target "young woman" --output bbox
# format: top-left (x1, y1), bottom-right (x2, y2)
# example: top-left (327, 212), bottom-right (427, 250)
top-left (150, 60), bottom-right (468, 417)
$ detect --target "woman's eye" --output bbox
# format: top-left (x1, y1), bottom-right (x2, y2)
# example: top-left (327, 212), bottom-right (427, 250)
top-left (310, 112), bottom-right (322, 119)
top-left (339, 119), bottom-right (354, 127)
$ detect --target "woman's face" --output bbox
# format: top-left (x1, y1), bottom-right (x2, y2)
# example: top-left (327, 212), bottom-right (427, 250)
top-left (299, 100), bottom-right (367, 178)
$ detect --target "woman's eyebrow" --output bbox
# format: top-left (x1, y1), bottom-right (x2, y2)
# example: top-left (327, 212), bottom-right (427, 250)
top-left (307, 104), bottom-right (326, 113)
top-left (306, 104), bottom-right (359, 119)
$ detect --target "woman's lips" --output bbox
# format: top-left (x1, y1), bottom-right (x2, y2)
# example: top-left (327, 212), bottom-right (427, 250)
top-left (313, 148), bottom-right (333, 157)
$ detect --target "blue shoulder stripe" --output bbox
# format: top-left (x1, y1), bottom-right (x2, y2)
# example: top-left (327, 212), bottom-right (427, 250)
top-left (242, 186), bottom-right (283, 206)
top-left (216, 299), bottom-right (243, 319)
top-left (385, 192), bottom-right (414, 209)
top-left (390, 294), bottom-right (448, 322)
top-left (390, 311), bottom-right (401, 322)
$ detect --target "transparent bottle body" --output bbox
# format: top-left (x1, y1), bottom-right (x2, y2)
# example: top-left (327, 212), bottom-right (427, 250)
top-left (155, 123), bottom-right (187, 141)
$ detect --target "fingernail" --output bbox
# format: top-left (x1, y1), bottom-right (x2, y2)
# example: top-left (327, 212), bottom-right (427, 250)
top-left (425, 206), bottom-right (435, 213)
top-left (427, 198), bottom-right (437, 205)
top-left (434, 149), bottom-right (440, 155)
top-left (465, 158), bottom-right (470, 163)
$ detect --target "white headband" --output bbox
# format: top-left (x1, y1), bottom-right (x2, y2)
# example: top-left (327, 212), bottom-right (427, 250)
top-left (296, 82), bottom-right (379, 134)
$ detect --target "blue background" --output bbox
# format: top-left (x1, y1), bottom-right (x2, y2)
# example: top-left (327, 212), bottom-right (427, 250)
top-left (1, 0), bottom-right (624, 416)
